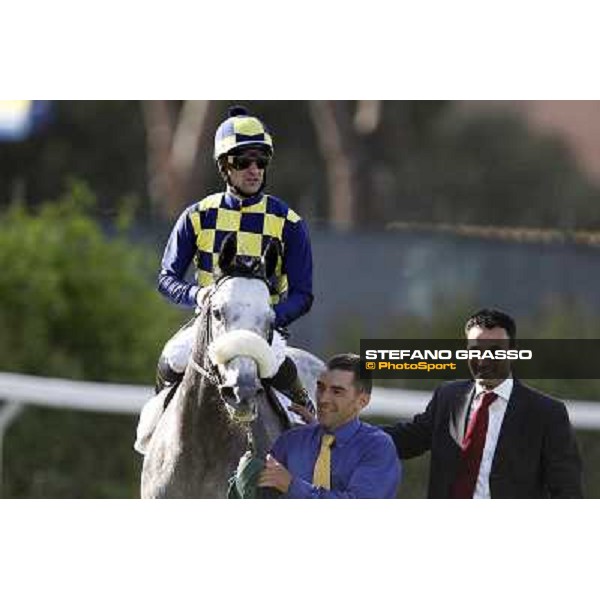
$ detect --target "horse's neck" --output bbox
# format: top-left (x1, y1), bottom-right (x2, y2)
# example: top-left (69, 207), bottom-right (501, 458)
top-left (179, 368), bottom-right (247, 461)
top-left (185, 371), bottom-right (285, 460)
top-left (185, 330), bottom-right (285, 460)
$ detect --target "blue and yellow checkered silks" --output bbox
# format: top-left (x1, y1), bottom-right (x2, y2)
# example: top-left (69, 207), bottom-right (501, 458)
top-left (189, 194), bottom-right (300, 303)
top-left (214, 115), bottom-right (274, 160)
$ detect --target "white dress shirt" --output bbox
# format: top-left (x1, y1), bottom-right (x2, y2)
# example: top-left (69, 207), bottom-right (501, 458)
top-left (471, 377), bottom-right (514, 499)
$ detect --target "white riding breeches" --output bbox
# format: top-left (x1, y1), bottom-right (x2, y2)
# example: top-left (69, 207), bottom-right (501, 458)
top-left (162, 320), bottom-right (287, 375)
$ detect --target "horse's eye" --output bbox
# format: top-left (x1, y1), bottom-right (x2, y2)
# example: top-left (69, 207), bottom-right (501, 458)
top-left (213, 308), bottom-right (222, 320)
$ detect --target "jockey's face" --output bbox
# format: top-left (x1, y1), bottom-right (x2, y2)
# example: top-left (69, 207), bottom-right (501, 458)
top-left (315, 369), bottom-right (370, 431)
top-left (226, 148), bottom-right (268, 196)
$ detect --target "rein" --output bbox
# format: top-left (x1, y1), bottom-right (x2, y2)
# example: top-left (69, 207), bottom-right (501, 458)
top-left (189, 284), bottom-right (222, 388)
top-left (189, 355), bottom-right (220, 386)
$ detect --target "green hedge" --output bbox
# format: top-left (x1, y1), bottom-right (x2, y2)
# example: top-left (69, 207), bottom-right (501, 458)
top-left (0, 183), bottom-right (182, 497)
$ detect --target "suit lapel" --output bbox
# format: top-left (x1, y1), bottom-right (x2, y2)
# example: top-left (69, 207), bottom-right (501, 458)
top-left (448, 382), bottom-right (475, 447)
top-left (491, 380), bottom-right (526, 474)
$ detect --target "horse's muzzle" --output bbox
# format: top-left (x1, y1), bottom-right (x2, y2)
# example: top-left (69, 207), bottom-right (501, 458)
top-left (220, 384), bottom-right (264, 423)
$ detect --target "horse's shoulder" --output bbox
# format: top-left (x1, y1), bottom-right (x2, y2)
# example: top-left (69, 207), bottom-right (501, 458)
top-left (286, 347), bottom-right (325, 370)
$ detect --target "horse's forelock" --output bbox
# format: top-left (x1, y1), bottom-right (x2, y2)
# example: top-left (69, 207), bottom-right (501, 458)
top-left (213, 277), bottom-right (272, 329)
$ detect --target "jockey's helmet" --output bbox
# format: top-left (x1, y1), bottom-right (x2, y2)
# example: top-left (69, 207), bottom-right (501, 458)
top-left (214, 106), bottom-right (274, 161)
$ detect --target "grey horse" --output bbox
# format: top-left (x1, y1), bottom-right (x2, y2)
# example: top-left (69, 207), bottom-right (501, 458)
top-left (141, 237), bottom-right (324, 498)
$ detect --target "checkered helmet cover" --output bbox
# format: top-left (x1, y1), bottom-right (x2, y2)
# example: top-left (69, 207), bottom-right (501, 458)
top-left (214, 105), bottom-right (274, 160)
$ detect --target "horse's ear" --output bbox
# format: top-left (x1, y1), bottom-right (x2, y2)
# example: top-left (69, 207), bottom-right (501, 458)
top-left (218, 232), bottom-right (237, 274)
top-left (262, 239), bottom-right (281, 280)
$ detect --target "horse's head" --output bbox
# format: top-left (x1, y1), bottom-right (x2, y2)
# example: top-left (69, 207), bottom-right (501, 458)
top-left (199, 233), bottom-right (281, 423)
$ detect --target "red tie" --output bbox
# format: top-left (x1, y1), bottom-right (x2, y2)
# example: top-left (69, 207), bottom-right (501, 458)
top-left (451, 392), bottom-right (497, 499)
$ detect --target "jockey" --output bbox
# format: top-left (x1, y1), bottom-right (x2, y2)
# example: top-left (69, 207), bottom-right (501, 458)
top-left (155, 105), bottom-right (314, 407)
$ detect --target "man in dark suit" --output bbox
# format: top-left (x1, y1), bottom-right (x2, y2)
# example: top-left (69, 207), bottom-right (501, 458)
top-left (383, 308), bottom-right (583, 498)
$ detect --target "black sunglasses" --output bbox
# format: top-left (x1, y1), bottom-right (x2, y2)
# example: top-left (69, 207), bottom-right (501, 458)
top-left (228, 154), bottom-right (270, 170)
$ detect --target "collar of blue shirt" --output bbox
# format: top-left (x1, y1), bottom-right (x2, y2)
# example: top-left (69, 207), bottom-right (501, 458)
top-left (320, 417), bottom-right (361, 446)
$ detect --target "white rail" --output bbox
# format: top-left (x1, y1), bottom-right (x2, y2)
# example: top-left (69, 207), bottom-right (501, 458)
top-left (367, 385), bottom-right (600, 429)
top-left (1, 371), bottom-right (599, 429)
top-left (0, 372), bottom-right (149, 414)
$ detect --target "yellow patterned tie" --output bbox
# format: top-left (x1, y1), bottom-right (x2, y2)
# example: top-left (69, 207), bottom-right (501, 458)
top-left (312, 434), bottom-right (335, 489)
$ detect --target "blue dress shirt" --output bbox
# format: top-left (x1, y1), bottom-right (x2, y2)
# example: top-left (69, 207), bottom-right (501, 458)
top-left (270, 418), bottom-right (401, 499)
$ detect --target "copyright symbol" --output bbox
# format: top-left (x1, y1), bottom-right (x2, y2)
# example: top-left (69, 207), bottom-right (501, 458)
top-left (366, 362), bottom-right (376, 370)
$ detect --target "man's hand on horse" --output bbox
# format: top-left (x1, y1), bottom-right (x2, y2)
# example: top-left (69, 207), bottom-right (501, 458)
top-left (289, 402), bottom-right (316, 424)
top-left (258, 454), bottom-right (292, 493)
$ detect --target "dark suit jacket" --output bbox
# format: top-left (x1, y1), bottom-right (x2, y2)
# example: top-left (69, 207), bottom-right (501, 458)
top-left (384, 379), bottom-right (583, 498)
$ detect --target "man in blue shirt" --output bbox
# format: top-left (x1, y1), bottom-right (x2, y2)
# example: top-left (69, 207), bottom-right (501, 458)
top-left (155, 106), bottom-right (313, 406)
top-left (258, 353), bottom-right (401, 498)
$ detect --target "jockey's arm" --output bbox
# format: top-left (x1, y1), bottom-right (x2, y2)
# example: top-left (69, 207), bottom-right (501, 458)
top-left (273, 218), bottom-right (314, 328)
top-left (157, 207), bottom-right (200, 307)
